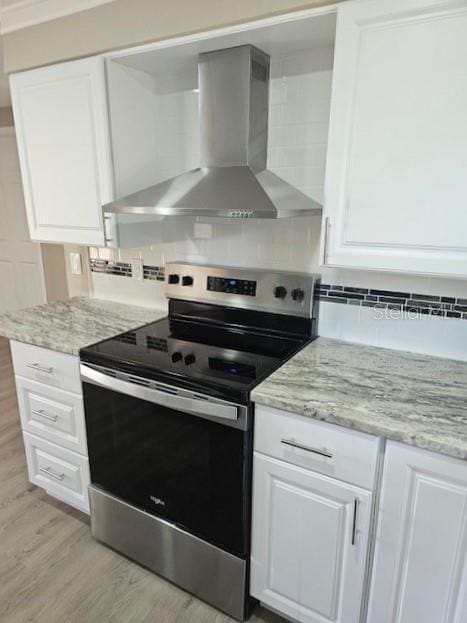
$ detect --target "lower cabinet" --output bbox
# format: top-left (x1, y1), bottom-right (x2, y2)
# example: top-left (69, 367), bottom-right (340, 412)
top-left (251, 406), bottom-right (379, 623)
top-left (10, 340), bottom-right (90, 513)
top-left (23, 431), bottom-right (90, 514)
top-left (251, 454), bottom-right (372, 622)
top-left (367, 442), bottom-right (467, 623)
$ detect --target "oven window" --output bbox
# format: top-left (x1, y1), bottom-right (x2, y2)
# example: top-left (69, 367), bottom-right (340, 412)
top-left (83, 382), bottom-right (250, 557)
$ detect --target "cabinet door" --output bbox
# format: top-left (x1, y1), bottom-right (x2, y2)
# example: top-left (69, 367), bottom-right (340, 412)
top-left (323, 0), bottom-right (467, 277)
top-left (367, 442), bottom-right (467, 623)
top-left (251, 453), bottom-right (372, 623)
top-left (10, 57), bottom-right (113, 246)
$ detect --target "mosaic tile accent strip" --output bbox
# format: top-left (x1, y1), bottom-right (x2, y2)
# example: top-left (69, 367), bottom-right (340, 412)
top-left (89, 259), bottom-right (132, 277)
top-left (143, 265), bottom-right (165, 281)
top-left (317, 285), bottom-right (467, 320)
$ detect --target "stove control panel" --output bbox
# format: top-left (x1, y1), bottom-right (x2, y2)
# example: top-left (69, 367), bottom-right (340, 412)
top-left (207, 276), bottom-right (257, 297)
top-left (165, 263), bottom-right (320, 318)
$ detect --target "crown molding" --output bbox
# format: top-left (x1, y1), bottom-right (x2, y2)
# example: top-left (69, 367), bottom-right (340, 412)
top-left (0, 0), bottom-right (116, 35)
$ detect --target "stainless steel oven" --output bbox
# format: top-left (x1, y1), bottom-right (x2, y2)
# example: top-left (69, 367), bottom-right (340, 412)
top-left (80, 263), bottom-right (319, 621)
top-left (81, 362), bottom-right (253, 620)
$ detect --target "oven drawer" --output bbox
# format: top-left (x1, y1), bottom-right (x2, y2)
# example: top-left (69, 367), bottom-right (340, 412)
top-left (23, 432), bottom-right (90, 513)
top-left (11, 341), bottom-right (81, 394)
top-left (16, 377), bottom-right (87, 455)
top-left (254, 405), bottom-right (380, 490)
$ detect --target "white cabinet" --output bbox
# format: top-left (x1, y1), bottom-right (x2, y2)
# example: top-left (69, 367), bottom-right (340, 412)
top-left (323, 0), bottom-right (467, 278)
top-left (11, 340), bottom-right (90, 513)
top-left (252, 454), bottom-right (372, 623)
top-left (23, 431), bottom-right (90, 514)
top-left (367, 442), bottom-right (467, 623)
top-left (251, 406), bottom-right (378, 623)
top-left (10, 57), bottom-right (114, 246)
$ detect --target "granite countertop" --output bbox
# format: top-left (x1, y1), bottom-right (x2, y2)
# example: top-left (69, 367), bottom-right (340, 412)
top-left (252, 337), bottom-right (467, 461)
top-left (0, 297), bottom-right (167, 356)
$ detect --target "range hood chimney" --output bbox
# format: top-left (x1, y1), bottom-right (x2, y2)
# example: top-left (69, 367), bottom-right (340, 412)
top-left (103, 45), bottom-right (322, 219)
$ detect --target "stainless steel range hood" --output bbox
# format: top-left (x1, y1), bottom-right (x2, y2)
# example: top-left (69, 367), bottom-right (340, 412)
top-left (103, 45), bottom-right (322, 219)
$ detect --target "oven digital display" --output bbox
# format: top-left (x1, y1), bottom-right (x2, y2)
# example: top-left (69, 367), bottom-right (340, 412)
top-left (207, 276), bottom-right (257, 296)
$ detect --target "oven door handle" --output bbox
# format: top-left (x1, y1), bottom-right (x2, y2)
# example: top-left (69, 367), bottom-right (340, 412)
top-left (80, 364), bottom-right (239, 422)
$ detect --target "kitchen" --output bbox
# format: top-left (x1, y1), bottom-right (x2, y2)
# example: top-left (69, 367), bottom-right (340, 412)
top-left (0, 0), bottom-right (466, 622)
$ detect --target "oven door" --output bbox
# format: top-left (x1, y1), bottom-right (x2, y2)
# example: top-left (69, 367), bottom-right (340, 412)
top-left (80, 364), bottom-right (251, 558)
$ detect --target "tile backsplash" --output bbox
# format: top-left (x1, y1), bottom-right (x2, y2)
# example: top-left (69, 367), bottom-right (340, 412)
top-left (88, 45), bottom-right (467, 361)
top-left (90, 47), bottom-right (332, 305)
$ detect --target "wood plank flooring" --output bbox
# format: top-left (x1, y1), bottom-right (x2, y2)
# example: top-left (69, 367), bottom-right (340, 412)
top-left (0, 337), bottom-right (286, 623)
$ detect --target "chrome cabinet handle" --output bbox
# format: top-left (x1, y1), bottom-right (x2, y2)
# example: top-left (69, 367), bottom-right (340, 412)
top-left (26, 362), bottom-right (54, 374)
top-left (32, 409), bottom-right (58, 422)
top-left (352, 498), bottom-right (359, 546)
top-left (39, 466), bottom-right (65, 482)
top-left (280, 438), bottom-right (333, 459)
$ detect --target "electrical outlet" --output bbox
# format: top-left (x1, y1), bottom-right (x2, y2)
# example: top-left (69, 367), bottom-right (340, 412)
top-left (131, 258), bottom-right (144, 281)
top-left (69, 252), bottom-right (82, 276)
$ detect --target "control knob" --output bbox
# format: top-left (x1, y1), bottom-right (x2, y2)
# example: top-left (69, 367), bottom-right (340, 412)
top-left (168, 274), bottom-right (179, 285)
top-left (171, 352), bottom-right (182, 363)
top-left (184, 354), bottom-right (196, 365)
top-left (182, 275), bottom-right (194, 286)
top-left (273, 286), bottom-right (287, 299)
top-left (291, 288), bottom-right (305, 302)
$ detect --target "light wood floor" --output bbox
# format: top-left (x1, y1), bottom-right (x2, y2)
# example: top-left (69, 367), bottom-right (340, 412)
top-left (0, 337), bottom-right (286, 623)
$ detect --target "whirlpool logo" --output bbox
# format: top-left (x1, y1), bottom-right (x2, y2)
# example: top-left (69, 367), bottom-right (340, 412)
top-left (149, 495), bottom-right (166, 507)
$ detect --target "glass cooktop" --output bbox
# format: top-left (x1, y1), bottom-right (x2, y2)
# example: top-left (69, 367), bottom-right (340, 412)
top-left (80, 302), bottom-right (311, 403)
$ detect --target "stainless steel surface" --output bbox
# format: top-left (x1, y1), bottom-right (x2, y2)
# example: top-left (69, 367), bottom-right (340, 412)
top-left (103, 45), bottom-right (322, 220)
top-left (25, 362), bottom-right (53, 374)
top-left (40, 466), bottom-right (65, 481)
top-left (352, 498), bottom-right (359, 546)
top-left (166, 262), bottom-right (319, 318)
top-left (89, 485), bottom-right (249, 621)
top-left (80, 363), bottom-right (249, 430)
top-left (323, 216), bottom-right (331, 264)
top-left (32, 409), bottom-right (58, 422)
top-left (280, 438), bottom-right (333, 459)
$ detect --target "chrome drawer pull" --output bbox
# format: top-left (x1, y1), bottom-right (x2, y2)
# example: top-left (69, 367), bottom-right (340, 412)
top-left (280, 438), bottom-right (333, 459)
top-left (32, 409), bottom-right (58, 422)
top-left (39, 466), bottom-right (65, 482)
top-left (26, 362), bottom-right (54, 374)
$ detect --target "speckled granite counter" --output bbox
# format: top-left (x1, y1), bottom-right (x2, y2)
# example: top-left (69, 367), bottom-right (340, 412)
top-left (252, 337), bottom-right (467, 460)
top-left (0, 297), bottom-right (167, 356)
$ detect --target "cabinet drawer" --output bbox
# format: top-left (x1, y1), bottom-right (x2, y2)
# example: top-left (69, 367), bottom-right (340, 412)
top-left (11, 341), bottom-right (81, 394)
top-left (23, 432), bottom-right (90, 513)
top-left (16, 377), bottom-right (87, 455)
top-left (254, 405), bottom-right (380, 490)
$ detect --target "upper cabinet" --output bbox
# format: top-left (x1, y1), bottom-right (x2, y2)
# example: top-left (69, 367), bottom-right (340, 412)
top-left (323, 0), bottom-right (467, 278)
top-left (10, 57), bottom-right (114, 246)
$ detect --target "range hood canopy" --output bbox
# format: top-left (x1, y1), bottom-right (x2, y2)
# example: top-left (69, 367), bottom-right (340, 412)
top-left (103, 45), bottom-right (322, 219)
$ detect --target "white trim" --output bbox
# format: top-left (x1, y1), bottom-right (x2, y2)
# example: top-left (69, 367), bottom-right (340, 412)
top-left (0, 0), bottom-right (116, 35)
top-left (103, 4), bottom-right (339, 61)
